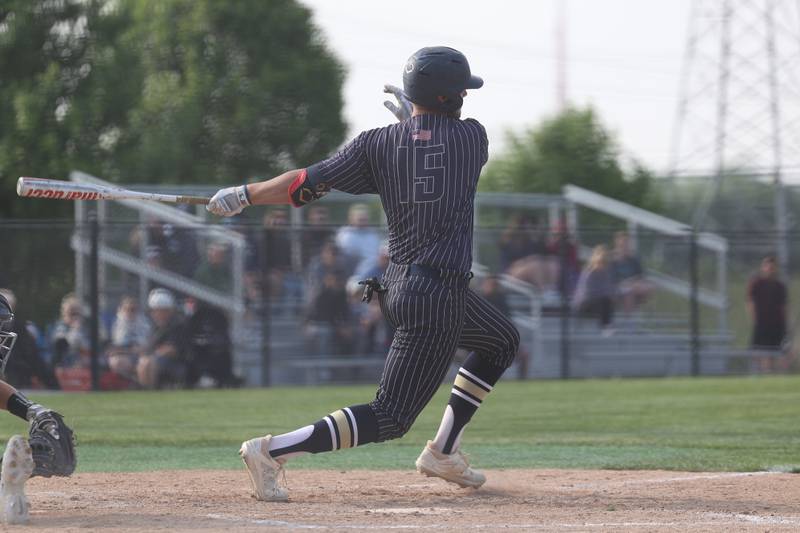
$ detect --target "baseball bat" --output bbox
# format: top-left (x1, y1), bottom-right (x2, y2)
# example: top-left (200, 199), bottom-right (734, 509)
top-left (16, 177), bottom-right (210, 205)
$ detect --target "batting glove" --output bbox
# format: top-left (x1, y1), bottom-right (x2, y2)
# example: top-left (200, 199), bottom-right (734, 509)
top-left (207, 185), bottom-right (251, 217)
top-left (383, 84), bottom-right (412, 122)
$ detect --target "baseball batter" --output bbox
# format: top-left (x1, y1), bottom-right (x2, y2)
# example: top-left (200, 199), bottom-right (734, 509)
top-left (208, 46), bottom-right (520, 501)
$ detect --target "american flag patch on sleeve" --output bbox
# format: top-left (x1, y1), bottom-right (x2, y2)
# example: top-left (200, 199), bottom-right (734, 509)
top-left (412, 129), bottom-right (432, 141)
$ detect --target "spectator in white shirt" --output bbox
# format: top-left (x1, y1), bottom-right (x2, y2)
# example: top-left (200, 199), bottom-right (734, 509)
top-left (335, 203), bottom-right (383, 278)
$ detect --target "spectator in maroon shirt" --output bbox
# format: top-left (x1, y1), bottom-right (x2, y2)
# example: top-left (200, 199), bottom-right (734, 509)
top-left (747, 255), bottom-right (788, 371)
top-left (546, 221), bottom-right (580, 299)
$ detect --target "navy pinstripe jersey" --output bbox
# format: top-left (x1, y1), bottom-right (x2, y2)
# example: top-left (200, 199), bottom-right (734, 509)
top-left (305, 114), bottom-right (489, 273)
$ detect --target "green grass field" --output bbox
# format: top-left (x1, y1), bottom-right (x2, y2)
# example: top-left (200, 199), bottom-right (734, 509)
top-left (4, 376), bottom-right (799, 474)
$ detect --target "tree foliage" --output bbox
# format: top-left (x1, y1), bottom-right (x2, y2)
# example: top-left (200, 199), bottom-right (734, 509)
top-left (480, 106), bottom-right (658, 209)
top-left (0, 0), bottom-right (347, 218)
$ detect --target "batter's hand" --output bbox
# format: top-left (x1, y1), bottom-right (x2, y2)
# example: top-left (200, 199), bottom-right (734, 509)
top-left (207, 185), bottom-right (251, 217)
top-left (383, 84), bottom-right (412, 122)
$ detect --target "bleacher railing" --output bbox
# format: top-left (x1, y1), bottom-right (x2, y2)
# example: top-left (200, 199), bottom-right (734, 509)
top-left (563, 184), bottom-right (728, 333)
top-left (63, 171), bottom-right (739, 385)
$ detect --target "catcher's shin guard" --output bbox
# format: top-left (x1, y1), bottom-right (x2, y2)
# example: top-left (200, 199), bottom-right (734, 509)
top-left (0, 435), bottom-right (34, 525)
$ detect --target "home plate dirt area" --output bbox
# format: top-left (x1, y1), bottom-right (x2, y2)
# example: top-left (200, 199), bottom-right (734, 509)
top-left (14, 468), bottom-right (800, 531)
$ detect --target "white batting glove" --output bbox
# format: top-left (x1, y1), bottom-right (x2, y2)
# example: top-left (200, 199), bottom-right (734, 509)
top-left (206, 185), bottom-right (251, 217)
top-left (383, 84), bottom-right (412, 122)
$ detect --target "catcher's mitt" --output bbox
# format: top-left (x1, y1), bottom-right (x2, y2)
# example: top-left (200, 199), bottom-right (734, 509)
top-left (27, 409), bottom-right (76, 478)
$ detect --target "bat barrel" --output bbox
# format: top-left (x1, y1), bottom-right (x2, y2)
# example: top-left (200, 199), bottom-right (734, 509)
top-left (17, 176), bottom-right (210, 204)
top-left (17, 177), bottom-right (104, 201)
top-left (16, 177), bottom-right (41, 197)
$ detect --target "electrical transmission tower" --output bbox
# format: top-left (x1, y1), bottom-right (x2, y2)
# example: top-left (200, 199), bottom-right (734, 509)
top-left (668, 0), bottom-right (800, 274)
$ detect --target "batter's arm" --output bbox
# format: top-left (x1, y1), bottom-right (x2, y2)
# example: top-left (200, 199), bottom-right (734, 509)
top-left (206, 170), bottom-right (301, 217)
top-left (209, 131), bottom-right (375, 216)
top-left (246, 169), bottom-right (303, 206)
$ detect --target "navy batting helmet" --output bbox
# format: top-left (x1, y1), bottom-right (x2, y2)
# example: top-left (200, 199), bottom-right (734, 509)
top-left (402, 46), bottom-right (483, 113)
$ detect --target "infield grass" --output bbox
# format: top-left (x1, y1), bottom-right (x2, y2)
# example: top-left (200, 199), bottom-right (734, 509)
top-left (2, 375), bottom-right (798, 473)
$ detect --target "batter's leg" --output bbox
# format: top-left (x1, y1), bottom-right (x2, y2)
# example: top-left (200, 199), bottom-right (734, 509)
top-left (430, 289), bottom-right (520, 455)
top-left (240, 276), bottom-right (464, 500)
top-left (265, 276), bottom-right (463, 460)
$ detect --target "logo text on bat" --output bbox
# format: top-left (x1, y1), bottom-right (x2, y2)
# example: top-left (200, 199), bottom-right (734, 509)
top-left (28, 188), bottom-right (101, 200)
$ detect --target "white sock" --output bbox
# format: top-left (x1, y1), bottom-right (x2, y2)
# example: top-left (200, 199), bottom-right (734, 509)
top-left (432, 405), bottom-right (463, 453)
top-left (267, 425), bottom-right (314, 461)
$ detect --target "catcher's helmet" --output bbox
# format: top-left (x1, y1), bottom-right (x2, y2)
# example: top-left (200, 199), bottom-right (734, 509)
top-left (402, 46), bottom-right (483, 113)
top-left (0, 293), bottom-right (17, 378)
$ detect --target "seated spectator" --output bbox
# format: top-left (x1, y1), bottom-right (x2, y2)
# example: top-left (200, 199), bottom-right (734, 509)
top-left (611, 231), bottom-right (654, 313)
top-left (194, 242), bottom-right (232, 293)
top-left (348, 245), bottom-right (392, 355)
top-left (354, 297), bottom-right (390, 356)
top-left (170, 207), bottom-right (202, 277)
top-left (347, 242), bottom-right (390, 294)
top-left (335, 203), bottom-right (382, 278)
top-left (107, 296), bottom-right (151, 381)
top-left (129, 216), bottom-right (198, 278)
top-left (477, 277), bottom-right (528, 378)
top-left (572, 245), bottom-right (615, 333)
top-left (260, 208), bottom-right (293, 299)
top-left (480, 275), bottom-right (511, 318)
top-left (183, 297), bottom-right (240, 388)
top-left (50, 293), bottom-right (92, 368)
top-left (501, 214), bottom-right (553, 293)
top-left (546, 221), bottom-right (580, 299)
top-left (305, 273), bottom-right (354, 356)
top-left (307, 240), bottom-right (350, 303)
top-left (748, 255), bottom-right (789, 372)
top-left (137, 289), bottom-right (188, 389)
top-left (302, 205), bottom-right (334, 264)
top-left (0, 288), bottom-right (59, 389)
top-left (242, 269), bottom-right (264, 313)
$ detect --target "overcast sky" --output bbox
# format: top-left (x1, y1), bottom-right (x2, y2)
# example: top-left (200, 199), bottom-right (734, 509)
top-left (299, 0), bottom-right (692, 174)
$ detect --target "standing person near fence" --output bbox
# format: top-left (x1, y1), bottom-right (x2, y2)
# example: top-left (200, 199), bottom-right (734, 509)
top-left (207, 46), bottom-right (520, 501)
top-left (747, 255), bottom-right (788, 372)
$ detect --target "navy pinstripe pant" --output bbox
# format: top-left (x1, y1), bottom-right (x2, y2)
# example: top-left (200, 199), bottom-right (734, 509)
top-left (370, 263), bottom-right (520, 441)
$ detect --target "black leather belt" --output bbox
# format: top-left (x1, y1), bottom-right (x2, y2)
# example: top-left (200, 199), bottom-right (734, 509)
top-left (406, 263), bottom-right (473, 283)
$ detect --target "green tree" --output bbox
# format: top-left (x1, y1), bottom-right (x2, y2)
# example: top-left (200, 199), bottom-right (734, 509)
top-left (0, 0), bottom-right (346, 218)
top-left (480, 106), bottom-right (658, 209)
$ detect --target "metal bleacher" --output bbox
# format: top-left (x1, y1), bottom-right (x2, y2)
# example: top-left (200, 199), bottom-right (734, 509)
top-left (71, 172), bottom-right (738, 385)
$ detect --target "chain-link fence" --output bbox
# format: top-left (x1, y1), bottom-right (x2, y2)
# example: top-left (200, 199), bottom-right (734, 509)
top-left (3, 176), bottom-right (798, 391)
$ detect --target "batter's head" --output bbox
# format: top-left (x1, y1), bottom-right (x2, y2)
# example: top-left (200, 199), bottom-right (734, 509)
top-left (402, 46), bottom-right (483, 113)
top-left (0, 292), bottom-right (17, 378)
